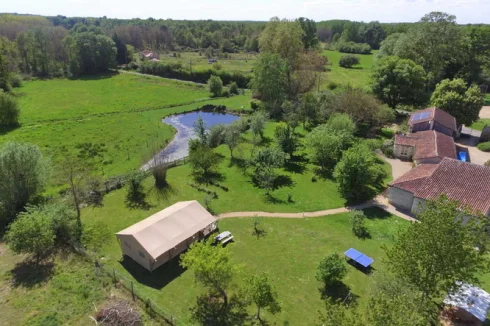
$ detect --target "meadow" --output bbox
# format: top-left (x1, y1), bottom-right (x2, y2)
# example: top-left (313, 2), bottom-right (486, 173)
top-left (321, 50), bottom-right (375, 89)
top-left (1, 73), bottom-right (251, 180)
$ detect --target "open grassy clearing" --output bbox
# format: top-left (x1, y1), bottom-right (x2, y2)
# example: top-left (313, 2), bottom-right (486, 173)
top-left (155, 52), bottom-right (257, 74)
top-left (0, 245), bottom-right (155, 325)
top-left (1, 74), bottom-right (251, 182)
top-left (14, 73), bottom-right (211, 124)
top-left (83, 207), bottom-right (408, 325)
top-left (321, 50), bottom-right (375, 89)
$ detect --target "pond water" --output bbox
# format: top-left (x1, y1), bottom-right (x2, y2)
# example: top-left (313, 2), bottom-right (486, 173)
top-left (144, 111), bottom-right (239, 169)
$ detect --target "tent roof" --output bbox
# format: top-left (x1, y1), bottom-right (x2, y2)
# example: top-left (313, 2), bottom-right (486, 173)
top-left (444, 283), bottom-right (490, 322)
top-left (116, 201), bottom-right (216, 260)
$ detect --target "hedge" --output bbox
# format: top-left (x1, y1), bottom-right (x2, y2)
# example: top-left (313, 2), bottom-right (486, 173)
top-left (337, 41), bottom-right (372, 54)
top-left (477, 141), bottom-right (490, 152)
top-left (138, 61), bottom-right (252, 88)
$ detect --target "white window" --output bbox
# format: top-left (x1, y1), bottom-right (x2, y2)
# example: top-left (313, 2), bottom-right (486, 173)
top-left (401, 146), bottom-right (410, 156)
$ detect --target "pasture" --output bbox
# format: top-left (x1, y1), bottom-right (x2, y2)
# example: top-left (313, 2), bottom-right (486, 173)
top-left (321, 50), bottom-right (375, 89)
top-left (156, 52), bottom-right (257, 74)
top-left (1, 73), bottom-right (251, 180)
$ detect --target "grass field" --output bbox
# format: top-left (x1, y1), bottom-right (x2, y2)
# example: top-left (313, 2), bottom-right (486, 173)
top-left (321, 50), bottom-right (375, 89)
top-left (83, 207), bottom-right (408, 325)
top-left (469, 118), bottom-right (490, 131)
top-left (156, 52), bottom-right (257, 74)
top-left (485, 94), bottom-right (490, 105)
top-left (1, 73), bottom-right (251, 180)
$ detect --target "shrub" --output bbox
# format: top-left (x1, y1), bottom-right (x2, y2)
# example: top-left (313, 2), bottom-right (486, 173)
top-left (326, 81), bottom-right (339, 90)
top-left (381, 139), bottom-right (395, 158)
top-left (316, 253), bottom-right (347, 287)
top-left (250, 100), bottom-right (260, 111)
top-left (0, 92), bottom-right (20, 126)
top-left (9, 74), bottom-right (22, 88)
top-left (229, 81), bottom-right (239, 95)
top-left (339, 55), bottom-right (360, 68)
top-left (477, 141), bottom-right (490, 152)
top-left (212, 62), bottom-right (222, 70)
top-left (124, 172), bottom-right (147, 209)
top-left (208, 124), bottom-right (226, 148)
top-left (208, 75), bottom-right (223, 97)
top-left (337, 41), bottom-right (371, 54)
top-left (350, 210), bottom-right (369, 238)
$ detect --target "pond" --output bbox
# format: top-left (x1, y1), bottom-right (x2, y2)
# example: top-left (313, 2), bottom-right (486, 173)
top-left (144, 111), bottom-right (239, 169)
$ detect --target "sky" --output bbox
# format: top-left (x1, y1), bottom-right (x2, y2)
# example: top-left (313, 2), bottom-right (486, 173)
top-left (1, 0), bottom-right (490, 24)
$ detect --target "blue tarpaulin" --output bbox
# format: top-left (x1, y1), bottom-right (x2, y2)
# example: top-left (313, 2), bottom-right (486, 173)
top-left (344, 248), bottom-right (374, 268)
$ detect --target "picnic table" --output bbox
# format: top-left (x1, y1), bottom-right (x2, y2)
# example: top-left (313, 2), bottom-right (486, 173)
top-left (344, 248), bottom-right (374, 268)
top-left (215, 231), bottom-right (234, 245)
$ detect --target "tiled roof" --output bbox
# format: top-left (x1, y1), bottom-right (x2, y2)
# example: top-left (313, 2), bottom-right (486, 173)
top-left (390, 158), bottom-right (490, 215)
top-left (408, 107), bottom-right (458, 132)
top-left (389, 164), bottom-right (439, 193)
top-left (414, 158), bottom-right (490, 215)
top-left (394, 130), bottom-right (457, 161)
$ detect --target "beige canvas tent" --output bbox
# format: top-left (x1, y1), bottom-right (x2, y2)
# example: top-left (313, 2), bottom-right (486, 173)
top-left (116, 201), bottom-right (217, 271)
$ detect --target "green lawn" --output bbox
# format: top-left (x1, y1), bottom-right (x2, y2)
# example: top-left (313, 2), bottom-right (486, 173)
top-left (2, 74), bottom-right (251, 180)
top-left (84, 207), bottom-right (409, 325)
top-left (469, 118), bottom-right (490, 131)
top-left (14, 73), bottom-right (211, 124)
top-left (485, 94), bottom-right (489, 106)
top-left (321, 50), bottom-right (375, 89)
top-left (156, 52), bottom-right (257, 74)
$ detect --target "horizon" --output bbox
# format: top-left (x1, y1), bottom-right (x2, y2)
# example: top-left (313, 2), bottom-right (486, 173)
top-left (1, 0), bottom-right (490, 24)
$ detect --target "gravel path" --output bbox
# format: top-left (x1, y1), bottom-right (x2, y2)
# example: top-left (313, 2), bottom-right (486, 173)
top-left (218, 196), bottom-right (417, 222)
top-left (480, 106), bottom-right (490, 119)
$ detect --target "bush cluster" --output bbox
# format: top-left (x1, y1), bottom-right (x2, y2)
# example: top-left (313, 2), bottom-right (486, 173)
top-left (477, 141), bottom-right (490, 152)
top-left (138, 61), bottom-right (251, 88)
top-left (339, 55), bottom-right (360, 68)
top-left (337, 41), bottom-right (371, 54)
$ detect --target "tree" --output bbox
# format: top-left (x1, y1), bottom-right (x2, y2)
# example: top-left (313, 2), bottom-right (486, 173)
top-left (299, 92), bottom-right (319, 128)
top-left (385, 195), bottom-right (490, 301)
top-left (0, 91), bottom-right (19, 126)
top-left (180, 240), bottom-right (237, 308)
top-left (306, 124), bottom-right (354, 173)
top-left (333, 144), bottom-right (385, 202)
top-left (350, 210), bottom-right (369, 238)
top-left (430, 78), bottom-right (484, 126)
top-left (208, 124), bottom-right (226, 148)
top-left (298, 17), bottom-right (319, 50)
top-left (223, 121), bottom-right (242, 158)
top-left (207, 75), bottom-right (223, 97)
top-left (253, 147), bottom-right (285, 194)
top-left (0, 52), bottom-right (11, 92)
top-left (250, 53), bottom-right (288, 116)
top-left (325, 113), bottom-right (357, 135)
top-left (364, 272), bottom-right (434, 326)
top-left (245, 273), bottom-right (281, 321)
top-left (249, 111), bottom-right (268, 141)
top-left (188, 140), bottom-right (221, 183)
top-left (0, 142), bottom-right (48, 226)
top-left (316, 253), bottom-right (347, 288)
top-left (371, 56), bottom-right (428, 109)
top-left (339, 55), bottom-right (360, 68)
top-left (5, 207), bottom-right (55, 263)
top-left (124, 171), bottom-right (147, 209)
top-left (229, 81), bottom-right (239, 95)
top-left (275, 123), bottom-right (297, 159)
top-left (193, 114), bottom-right (208, 145)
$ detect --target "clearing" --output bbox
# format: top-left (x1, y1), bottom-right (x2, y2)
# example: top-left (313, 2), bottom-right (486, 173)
top-left (321, 50), bottom-right (375, 88)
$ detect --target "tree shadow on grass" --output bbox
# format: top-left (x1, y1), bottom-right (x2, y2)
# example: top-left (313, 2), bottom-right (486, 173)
top-left (10, 259), bottom-right (55, 288)
top-left (363, 207), bottom-right (392, 220)
top-left (120, 256), bottom-right (185, 290)
top-left (194, 171), bottom-right (226, 186)
top-left (191, 293), bottom-right (250, 326)
top-left (264, 193), bottom-right (285, 204)
top-left (150, 182), bottom-right (178, 202)
top-left (258, 136), bottom-right (273, 147)
top-left (283, 160), bottom-right (307, 174)
top-left (0, 125), bottom-right (21, 136)
top-left (273, 175), bottom-right (294, 189)
top-left (229, 157), bottom-right (248, 170)
top-left (319, 281), bottom-right (359, 306)
top-left (71, 71), bottom-right (119, 81)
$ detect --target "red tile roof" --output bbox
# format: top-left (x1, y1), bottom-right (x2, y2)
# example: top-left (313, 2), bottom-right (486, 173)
top-left (390, 158), bottom-right (490, 215)
top-left (389, 164), bottom-right (439, 193)
top-left (408, 107), bottom-right (458, 132)
top-left (394, 130), bottom-right (457, 161)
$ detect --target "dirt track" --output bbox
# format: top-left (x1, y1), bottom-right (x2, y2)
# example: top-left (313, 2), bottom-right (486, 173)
top-left (479, 106), bottom-right (490, 119)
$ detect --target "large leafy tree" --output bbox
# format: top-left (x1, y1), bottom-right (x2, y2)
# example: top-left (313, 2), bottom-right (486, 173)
top-left (224, 121), bottom-right (242, 158)
top-left (5, 207), bottom-right (55, 263)
top-left (252, 147), bottom-right (285, 194)
top-left (385, 195), bottom-right (490, 301)
top-left (430, 78), bottom-right (484, 126)
top-left (0, 142), bottom-right (49, 227)
top-left (371, 56), bottom-right (428, 109)
top-left (298, 17), bottom-right (319, 50)
top-left (275, 123), bottom-right (298, 159)
top-left (180, 240), bottom-right (237, 308)
top-left (245, 273), bottom-right (281, 321)
top-left (333, 144), bottom-right (385, 202)
top-left (188, 140), bottom-right (222, 183)
top-left (207, 75), bottom-right (223, 97)
top-left (316, 253), bottom-right (347, 288)
top-left (0, 52), bottom-right (10, 92)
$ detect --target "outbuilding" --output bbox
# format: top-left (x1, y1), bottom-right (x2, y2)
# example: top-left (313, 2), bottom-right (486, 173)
top-left (116, 201), bottom-right (217, 271)
top-left (443, 283), bottom-right (490, 325)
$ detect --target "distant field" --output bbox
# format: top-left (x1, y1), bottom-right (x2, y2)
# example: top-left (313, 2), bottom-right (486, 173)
top-left (157, 52), bottom-right (257, 74)
top-left (14, 73), bottom-right (210, 124)
top-left (321, 50), bottom-right (375, 89)
top-left (2, 74), bottom-right (251, 180)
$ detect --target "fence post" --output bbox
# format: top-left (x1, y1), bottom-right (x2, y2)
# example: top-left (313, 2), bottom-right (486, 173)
top-left (131, 281), bottom-right (135, 301)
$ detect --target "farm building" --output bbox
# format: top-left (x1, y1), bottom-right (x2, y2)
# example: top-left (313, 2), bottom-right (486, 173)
top-left (393, 130), bottom-right (457, 164)
top-left (388, 158), bottom-right (490, 216)
top-left (116, 201), bottom-right (217, 271)
top-left (408, 107), bottom-right (459, 137)
top-left (443, 283), bottom-right (490, 326)
top-left (140, 50), bottom-right (159, 60)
